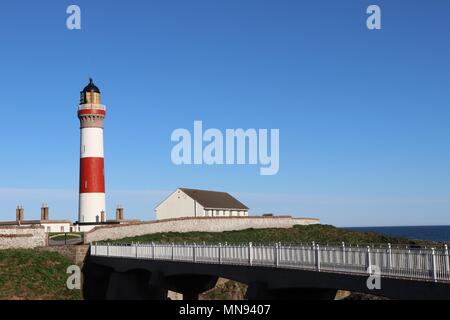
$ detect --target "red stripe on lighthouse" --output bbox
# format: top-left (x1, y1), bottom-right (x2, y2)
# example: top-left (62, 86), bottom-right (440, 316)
top-left (78, 109), bottom-right (106, 116)
top-left (79, 157), bottom-right (105, 193)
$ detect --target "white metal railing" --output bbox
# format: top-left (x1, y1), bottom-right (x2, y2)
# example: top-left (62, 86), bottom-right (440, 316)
top-left (90, 242), bottom-right (450, 283)
top-left (78, 103), bottom-right (106, 111)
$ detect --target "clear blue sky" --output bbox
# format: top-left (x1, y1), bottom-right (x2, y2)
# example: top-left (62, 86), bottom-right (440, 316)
top-left (0, 0), bottom-right (449, 227)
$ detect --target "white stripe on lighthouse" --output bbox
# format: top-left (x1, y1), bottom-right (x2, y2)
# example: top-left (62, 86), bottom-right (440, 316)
top-left (79, 193), bottom-right (106, 223)
top-left (80, 127), bottom-right (104, 158)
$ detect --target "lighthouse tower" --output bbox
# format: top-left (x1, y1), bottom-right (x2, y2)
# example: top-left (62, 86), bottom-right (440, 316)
top-left (78, 78), bottom-right (106, 223)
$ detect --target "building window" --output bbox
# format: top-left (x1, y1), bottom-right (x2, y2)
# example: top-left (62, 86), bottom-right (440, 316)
top-left (61, 226), bottom-right (64, 232)
top-left (47, 227), bottom-right (51, 233)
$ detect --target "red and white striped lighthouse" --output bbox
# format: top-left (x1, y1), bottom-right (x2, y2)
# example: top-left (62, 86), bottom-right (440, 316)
top-left (77, 78), bottom-right (106, 223)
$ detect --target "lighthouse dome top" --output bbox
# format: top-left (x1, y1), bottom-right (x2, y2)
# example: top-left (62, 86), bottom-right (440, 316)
top-left (79, 78), bottom-right (102, 105)
top-left (82, 78), bottom-right (100, 94)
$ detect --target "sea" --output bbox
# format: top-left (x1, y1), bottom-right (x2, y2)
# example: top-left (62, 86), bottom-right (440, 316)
top-left (345, 226), bottom-right (450, 243)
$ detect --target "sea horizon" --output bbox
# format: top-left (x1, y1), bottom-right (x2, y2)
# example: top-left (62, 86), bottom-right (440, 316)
top-left (343, 225), bottom-right (450, 243)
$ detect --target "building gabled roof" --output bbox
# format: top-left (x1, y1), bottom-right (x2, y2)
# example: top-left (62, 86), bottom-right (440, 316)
top-left (179, 188), bottom-right (249, 210)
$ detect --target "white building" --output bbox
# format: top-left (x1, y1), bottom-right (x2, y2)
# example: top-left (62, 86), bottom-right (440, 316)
top-left (155, 188), bottom-right (249, 220)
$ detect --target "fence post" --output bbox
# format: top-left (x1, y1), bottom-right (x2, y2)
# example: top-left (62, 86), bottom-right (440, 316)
top-left (135, 243), bottom-right (138, 259)
top-left (193, 243), bottom-right (196, 263)
top-left (342, 242), bottom-right (346, 265)
top-left (107, 243), bottom-right (110, 257)
top-left (219, 243), bottom-right (222, 264)
top-left (171, 243), bottom-right (175, 261)
top-left (387, 243), bottom-right (392, 271)
top-left (152, 242), bottom-right (155, 260)
top-left (407, 249), bottom-right (412, 272)
top-left (445, 244), bottom-right (450, 280)
top-left (275, 243), bottom-right (279, 267)
top-left (432, 248), bottom-right (438, 282)
top-left (249, 242), bottom-right (253, 266)
top-left (367, 246), bottom-right (372, 274)
top-left (316, 244), bottom-right (321, 271)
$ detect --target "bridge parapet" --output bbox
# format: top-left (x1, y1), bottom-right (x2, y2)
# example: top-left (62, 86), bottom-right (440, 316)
top-left (91, 242), bottom-right (450, 283)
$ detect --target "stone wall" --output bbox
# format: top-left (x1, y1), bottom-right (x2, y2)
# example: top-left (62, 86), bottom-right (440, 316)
top-left (84, 216), bottom-right (320, 243)
top-left (40, 245), bottom-right (90, 265)
top-left (0, 226), bottom-right (47, 249)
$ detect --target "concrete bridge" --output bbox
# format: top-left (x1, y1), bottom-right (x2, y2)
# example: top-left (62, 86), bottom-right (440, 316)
top-left (84, 242), bottom-right (450, 300)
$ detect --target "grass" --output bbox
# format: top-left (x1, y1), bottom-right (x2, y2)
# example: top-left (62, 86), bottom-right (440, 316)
top-left (101, 224), bottom-right (437, 247)
top-left (0, 249), bottom-right (82, 300)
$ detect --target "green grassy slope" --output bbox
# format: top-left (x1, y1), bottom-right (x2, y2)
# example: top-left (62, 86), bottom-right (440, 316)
top-left (103, 224), bottom-right (435, 246)
top-left (0, 249), bottom-right (82, 300)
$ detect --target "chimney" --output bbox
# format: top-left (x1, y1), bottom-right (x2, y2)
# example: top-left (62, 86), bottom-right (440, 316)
top-left (116, 207), bottom-right (121, 221)
top-left (44, 204), bottom-right (49, 220)
top-left (41, 204), bottom-right (46, 221)
top-left (16, 206), bottom-right (21, 223)
top-left (16, 206), bottom-right (24, 223)
top-left (116, 206), bottom-right (124, 221)
top-left (101, 210), bottom-right (106, 223)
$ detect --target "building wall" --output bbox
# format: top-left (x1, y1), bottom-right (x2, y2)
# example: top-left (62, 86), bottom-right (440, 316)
top-left (84, 216), bottom-right (321, 243)
top-left (204, 209), bottom-right (248, 217)
top-left (77, 225), bottom-right (102, 233)
top-left (155, 189), bottom-right (205, 220)
top-left (41, 245), bottom-right (90, 265)
top-left (0, 226), bottom-right (46, 249)
top-left (41, 223), bottom-right (72, 233)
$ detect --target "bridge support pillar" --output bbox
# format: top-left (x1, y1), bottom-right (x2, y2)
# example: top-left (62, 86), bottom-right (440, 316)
top-left (164, 274), bottom-right (218, 300)
top-left (183, 292), bottom-right (200, 300)
top-left (82, 262), bottom-right (113, 300)
top-left (245, 282), bottom-right (271, 300)
top-left (105, 270), bottom-right (168, 300)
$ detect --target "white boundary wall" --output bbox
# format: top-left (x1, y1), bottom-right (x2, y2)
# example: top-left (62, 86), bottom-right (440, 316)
top-left (84, 216), bottom-right (320, 243)
top-left (0, 226), bottom-right (47, 249)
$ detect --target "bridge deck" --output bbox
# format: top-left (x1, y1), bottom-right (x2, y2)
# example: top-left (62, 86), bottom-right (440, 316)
top-left (91, 242), bottom-right (450, 283)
